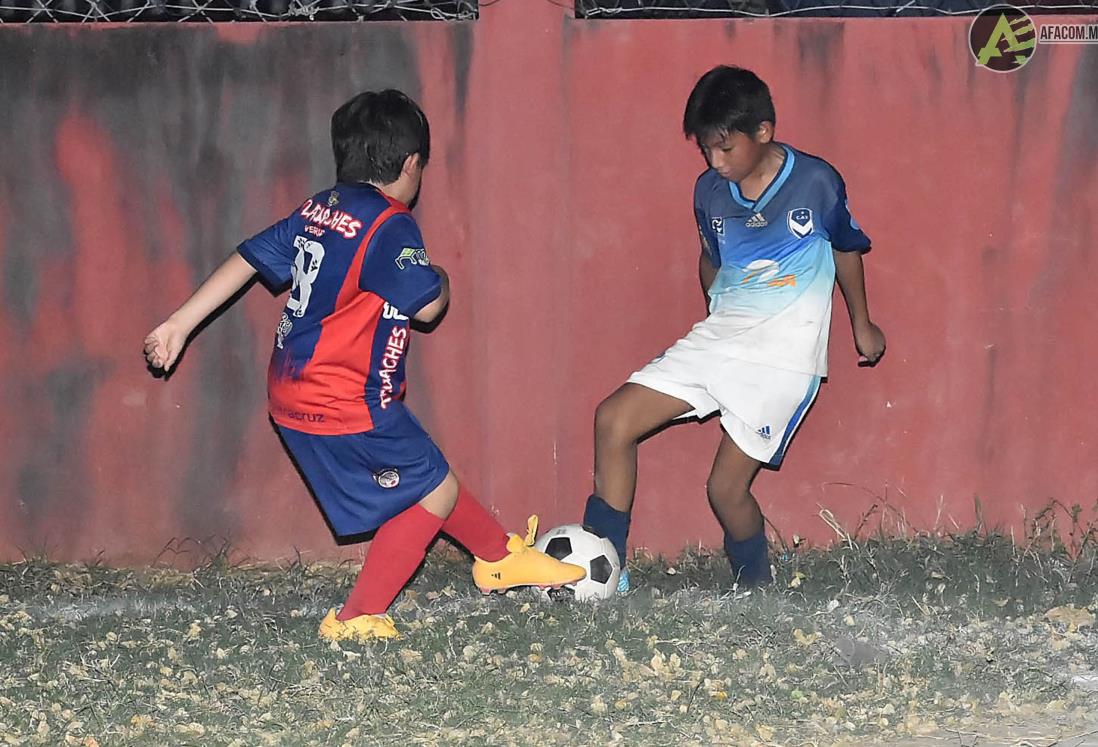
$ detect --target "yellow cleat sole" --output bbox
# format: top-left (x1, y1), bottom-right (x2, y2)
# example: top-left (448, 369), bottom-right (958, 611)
top-left (477, 581), bottom-right (573, 595)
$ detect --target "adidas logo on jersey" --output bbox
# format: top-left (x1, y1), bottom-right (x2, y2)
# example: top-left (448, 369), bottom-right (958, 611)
top-left (745, 212), bottom-right (768, 228)
top-left (756, 425), bottom-right (772, 440)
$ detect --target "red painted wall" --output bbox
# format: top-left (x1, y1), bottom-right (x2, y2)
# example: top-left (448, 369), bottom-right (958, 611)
top-left (1, 6), bottom-right (1095, 564)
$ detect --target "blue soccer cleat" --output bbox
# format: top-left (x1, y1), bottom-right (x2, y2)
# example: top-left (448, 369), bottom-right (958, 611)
top-left (616, 569), bottom-right (631, 594)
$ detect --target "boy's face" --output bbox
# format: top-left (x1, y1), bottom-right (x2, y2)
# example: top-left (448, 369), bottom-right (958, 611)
top-left (698, 126), bottom-right (772, 184)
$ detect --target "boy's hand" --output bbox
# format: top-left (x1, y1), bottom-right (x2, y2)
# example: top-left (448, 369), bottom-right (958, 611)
top-left (853, 320), bottom-right (886, 367)
top-left (141, 252), bottom-right (257, 374)
top-left (143, 317), bottom-right (190, 373)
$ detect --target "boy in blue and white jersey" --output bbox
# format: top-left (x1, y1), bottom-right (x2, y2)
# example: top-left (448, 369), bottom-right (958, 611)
top-left (583, 66), bottom-right (886, 590)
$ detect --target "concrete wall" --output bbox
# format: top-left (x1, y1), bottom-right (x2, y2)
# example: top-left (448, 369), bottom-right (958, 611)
top-left (1, 6), bottom-right (1095, 563)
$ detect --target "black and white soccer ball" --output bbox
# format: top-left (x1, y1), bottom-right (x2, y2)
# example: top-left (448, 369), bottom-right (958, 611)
top-left (534, 524), bottom-right (621, 601)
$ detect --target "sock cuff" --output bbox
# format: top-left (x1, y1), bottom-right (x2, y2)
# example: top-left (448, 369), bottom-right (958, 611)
top-left (583, 494), bottom-right (631, 526)
top-left (385, 502), bottom-right (444, 549)
top-left (583, 494), bottom-right (630, 565)
top-left (724, 529), bottom-right (767, 554)
top-left (400, 501), bottom-right (445, 526)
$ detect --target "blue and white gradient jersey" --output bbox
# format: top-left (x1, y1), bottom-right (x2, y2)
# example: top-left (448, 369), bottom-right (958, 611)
top-left (694, 145), bottom-right (870, 376)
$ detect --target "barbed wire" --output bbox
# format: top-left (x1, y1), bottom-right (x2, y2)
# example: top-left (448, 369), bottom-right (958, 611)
top-left (2, 0), bottom-right (1094, 24)
top-left (0, 0), bottom-right (476, 21)
top-left (577, 0), bottom-right (1098, 15)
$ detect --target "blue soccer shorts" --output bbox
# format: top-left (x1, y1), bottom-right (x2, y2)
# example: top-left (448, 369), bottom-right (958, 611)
top-left (277, 403), bottom-right (450, 536)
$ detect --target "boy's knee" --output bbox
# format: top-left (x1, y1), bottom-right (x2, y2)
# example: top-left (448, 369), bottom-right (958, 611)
top-left (418, 472), bottom-right (459, 519)
top-left (706, 474), bottom-right (752, 510)
top-left (594, 395), bottom-right (637, 446)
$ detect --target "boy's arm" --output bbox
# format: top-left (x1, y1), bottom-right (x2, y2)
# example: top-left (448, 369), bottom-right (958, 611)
top-left (413, 265), bottom-right (450, 323)
top-left (360, 213), bottom-right (447, 324)
top-left (143, 251), bottom-right (257, 372)
top-left (699, 250), bottom-right (717, 309)
top-left (833, 249), bottom-right (885, 366)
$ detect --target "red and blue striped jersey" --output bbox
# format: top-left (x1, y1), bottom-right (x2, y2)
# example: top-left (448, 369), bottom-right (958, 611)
top-left (237, 183), bottom-right (441, 435)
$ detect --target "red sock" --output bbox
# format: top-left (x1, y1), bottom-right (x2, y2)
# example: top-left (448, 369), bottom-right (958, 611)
top-left (338, 503), bottom-right (443, 620)
top-left (440, 486), bottom-right (510, 562)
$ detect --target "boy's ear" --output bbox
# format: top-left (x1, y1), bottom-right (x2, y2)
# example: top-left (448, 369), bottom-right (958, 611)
top-left (755, 122), bottom-right (775, 144)
top-left (401, 152), bottom-right (422, 176)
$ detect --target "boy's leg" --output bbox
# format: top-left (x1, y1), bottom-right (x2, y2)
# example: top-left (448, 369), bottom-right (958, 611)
top-left (434, 480), bottom-right (587, 593)
top-left (707, 434), bottom-right (770, 587)
top-left (585, 383), bottom-right (693, 566)
top-left (439, 484), bottom-right (509, 562)
top-left (336, 473), bottom-right (458, 620)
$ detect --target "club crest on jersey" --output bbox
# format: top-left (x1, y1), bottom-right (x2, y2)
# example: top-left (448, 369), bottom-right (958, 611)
top-left (711, 217), bottom-right (724, 236)
top-left (787, 208), bottom-right (814, 239)
top-left (327, 190), bottom-right (340, 207)
top-left (745, 212), bottom-right (768, 228)
top-left (395, 246), bottom-right (429, 270)
top-left (375, 469), bottom-right (400, 489)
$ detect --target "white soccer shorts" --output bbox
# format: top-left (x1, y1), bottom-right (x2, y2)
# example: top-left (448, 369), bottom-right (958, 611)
top-left (627, 322), bottom-right (821, 466)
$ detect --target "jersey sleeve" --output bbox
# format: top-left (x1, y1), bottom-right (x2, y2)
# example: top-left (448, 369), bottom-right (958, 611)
top-left (359, 212), bottom-right (442, 317)
top-left (824, 176), bottom-right (871, 253)
top-left (237, 212), bottom-right (298, 288)
top-left (694, 172), bottom-right (722, 268)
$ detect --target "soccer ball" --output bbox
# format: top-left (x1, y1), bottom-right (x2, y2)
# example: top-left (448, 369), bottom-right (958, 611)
top-left (534, 524), bottom-right (621, 601)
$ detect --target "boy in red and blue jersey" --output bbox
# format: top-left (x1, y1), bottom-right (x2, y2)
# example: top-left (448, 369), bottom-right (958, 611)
top-left (144, 90), bottom-right (583, 641)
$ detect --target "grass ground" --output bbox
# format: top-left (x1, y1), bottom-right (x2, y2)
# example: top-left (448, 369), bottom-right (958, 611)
top-left (4, 522), bottom-right (1098, 746)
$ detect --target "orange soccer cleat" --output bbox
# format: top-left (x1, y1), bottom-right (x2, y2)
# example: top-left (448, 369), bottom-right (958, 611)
top-left (471, 516), bottom-right (586, 594)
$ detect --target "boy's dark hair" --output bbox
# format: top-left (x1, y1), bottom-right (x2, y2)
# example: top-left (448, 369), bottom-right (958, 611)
top-left (683, 66), bottom-right (775, 142)
top-left (331, 89), bottom-right (430, 184)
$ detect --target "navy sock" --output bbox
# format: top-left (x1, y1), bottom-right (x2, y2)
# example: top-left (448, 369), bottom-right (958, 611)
top-left (582, 494), bottom-right (630, 566)
top-left (723, 529), bottom-right (772, 587)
